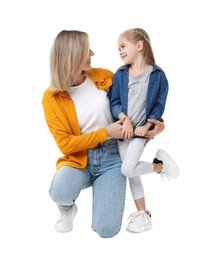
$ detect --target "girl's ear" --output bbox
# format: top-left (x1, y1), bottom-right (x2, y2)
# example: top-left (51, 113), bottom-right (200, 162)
top-left (137, 40), bottom-right (144, 51)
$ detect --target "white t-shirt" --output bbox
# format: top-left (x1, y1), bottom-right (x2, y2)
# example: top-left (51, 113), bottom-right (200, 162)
top-left (67, 76), bottom-right (113, 134)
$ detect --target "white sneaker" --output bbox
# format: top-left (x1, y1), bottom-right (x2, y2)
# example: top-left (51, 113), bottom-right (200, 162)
top-left (55, 204), bottom-right (77, 232)
top-left (155, 149), bottom-right (180, 180)
top-left (126, 210), bottom-right (152, 233)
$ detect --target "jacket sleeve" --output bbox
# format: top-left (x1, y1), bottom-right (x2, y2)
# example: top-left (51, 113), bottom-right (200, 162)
top-left (148, 71), bottom-right (169, 120)
top-left (109, 74), bottom-right (123, 120)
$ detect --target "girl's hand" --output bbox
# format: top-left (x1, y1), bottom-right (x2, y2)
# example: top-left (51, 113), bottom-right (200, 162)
top-left (134, 125), bottom-right (148, 137)
top-left (122, 117), bottom-right (134, 139)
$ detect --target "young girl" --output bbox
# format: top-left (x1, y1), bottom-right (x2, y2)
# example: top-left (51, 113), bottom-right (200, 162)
top-left (110, 28), bottom-right (180, 233)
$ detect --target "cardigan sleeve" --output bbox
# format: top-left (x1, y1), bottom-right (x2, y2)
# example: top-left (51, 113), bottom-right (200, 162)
top-left (42, 89), bottom-right (108, 155)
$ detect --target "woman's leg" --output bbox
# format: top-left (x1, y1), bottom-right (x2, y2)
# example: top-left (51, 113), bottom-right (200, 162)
top-left (89, 139), bottom-right (126, 238)
top-left (49, 165), bottom-right (91, 232)
top-left (49, 165), bottom-right (91, 211)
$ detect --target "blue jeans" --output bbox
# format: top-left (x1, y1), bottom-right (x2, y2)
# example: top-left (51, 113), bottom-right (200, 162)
top-left (49, 139), bottom-right (126, 238)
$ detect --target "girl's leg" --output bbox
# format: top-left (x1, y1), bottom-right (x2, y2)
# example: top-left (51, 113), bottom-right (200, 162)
top-left (118, 138), bottom-right (149, 203)
top-left (120, 138), bottom-right (153, 178)
top-left (126, 155), bottom-right (152, 233)
top-left (89, 139), bottom-right (126, 238)
top-left (129, 176), bottom-right (146, 208)
top-left (118, 139), bottom-right (152, 233)
top-left (134, 196), bottom-right (147, 211)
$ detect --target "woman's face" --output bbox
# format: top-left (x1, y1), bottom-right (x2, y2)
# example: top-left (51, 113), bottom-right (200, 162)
top-left (82, 49), bottom-right (95, 71)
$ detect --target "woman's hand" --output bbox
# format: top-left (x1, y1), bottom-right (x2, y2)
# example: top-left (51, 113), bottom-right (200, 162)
top-left (105, 117), bottom-right (125, 139)
top-left (144, 119), bottom-right (165, 145)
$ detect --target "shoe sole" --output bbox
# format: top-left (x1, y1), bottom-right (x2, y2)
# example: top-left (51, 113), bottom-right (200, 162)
top-left (126, 224), bottom-right (152, 233)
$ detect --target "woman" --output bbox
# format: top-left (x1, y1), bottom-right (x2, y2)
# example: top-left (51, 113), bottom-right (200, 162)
top-left (42, 30), bottom-right (164, 238)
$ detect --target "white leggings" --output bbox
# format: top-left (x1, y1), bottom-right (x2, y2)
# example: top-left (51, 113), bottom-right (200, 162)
top-left (118, 138), bottom-right (154, 200)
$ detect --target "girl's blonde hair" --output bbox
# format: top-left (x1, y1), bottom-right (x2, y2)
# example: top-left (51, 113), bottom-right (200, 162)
top-left (49, 30), bottom-right (89, 91)
top-left (120, 28), bottom-right (155, 65)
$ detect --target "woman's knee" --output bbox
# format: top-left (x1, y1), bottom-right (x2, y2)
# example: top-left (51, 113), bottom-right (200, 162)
top-left (93, 223), bottom-right (120, 238)
top-left (49, 186), bottom-right (74, 206)
top-left (49, 166), bottom-right (88, 205)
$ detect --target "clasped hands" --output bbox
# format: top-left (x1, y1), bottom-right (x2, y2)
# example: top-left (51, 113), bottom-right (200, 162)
top-left (122, 117), bottom-right (149, 139)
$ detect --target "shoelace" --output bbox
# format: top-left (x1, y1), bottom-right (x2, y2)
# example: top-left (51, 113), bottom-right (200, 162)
top-left (127, 210), bottom-right (151, 222)
top-left (58, 210), bottom-right (71, 221)
top-left (58, 211), bottom-right (66, 221)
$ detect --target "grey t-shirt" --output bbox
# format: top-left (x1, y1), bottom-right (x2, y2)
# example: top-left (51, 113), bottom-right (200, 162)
top-left (128, 65), bottom-right (153, 127)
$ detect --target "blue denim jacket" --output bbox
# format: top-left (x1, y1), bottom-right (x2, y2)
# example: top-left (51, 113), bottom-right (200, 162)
top-left (109, 64), bottom-right (168, 125)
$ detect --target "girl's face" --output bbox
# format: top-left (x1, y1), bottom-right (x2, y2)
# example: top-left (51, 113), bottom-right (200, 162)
top-left (82, 49), bottom-right (95, 71)
top-left (118, 36), bottom-right (141, 65)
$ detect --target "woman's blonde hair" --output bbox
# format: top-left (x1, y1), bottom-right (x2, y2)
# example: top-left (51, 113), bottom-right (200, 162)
top-left (120, 28), bottom-right (155, 65)
top-left (49, 30), bottom-right (89, 91)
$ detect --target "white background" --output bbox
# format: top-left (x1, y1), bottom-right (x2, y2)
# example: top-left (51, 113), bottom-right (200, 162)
top-left (0, 0), bottom-right (215, 259)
